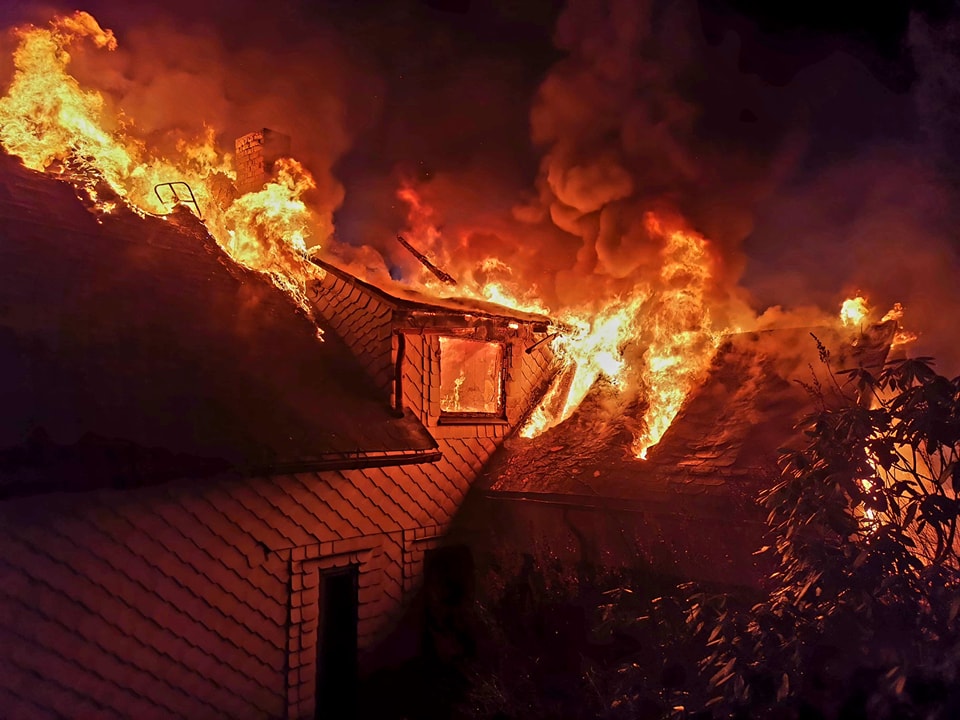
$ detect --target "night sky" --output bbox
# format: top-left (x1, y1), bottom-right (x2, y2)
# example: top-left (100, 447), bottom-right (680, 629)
top-left (1, 0), bottom-right (958, 365)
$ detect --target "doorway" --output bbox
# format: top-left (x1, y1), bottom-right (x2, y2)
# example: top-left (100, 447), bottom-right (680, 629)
top-left (314, 565), bottom-right (358, 719)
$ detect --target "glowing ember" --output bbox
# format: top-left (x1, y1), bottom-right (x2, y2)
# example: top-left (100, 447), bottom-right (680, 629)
top-left (859, 477), bottom-right (879, 531)
top-left (881, 303), bottom-right (919, 347)
top-left (0, 11), bottom-right (321, 310)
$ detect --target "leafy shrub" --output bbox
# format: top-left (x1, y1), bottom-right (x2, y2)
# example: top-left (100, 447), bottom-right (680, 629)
top-left (691, 351), bottom-right (960, 719)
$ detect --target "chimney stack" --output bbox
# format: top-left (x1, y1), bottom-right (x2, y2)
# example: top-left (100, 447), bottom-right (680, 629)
top-left (234, 128), bottom-right (292, 195)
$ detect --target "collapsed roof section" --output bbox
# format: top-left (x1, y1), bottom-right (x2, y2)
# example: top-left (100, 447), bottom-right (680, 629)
top-left (0, 154), bottom-right (438, 498)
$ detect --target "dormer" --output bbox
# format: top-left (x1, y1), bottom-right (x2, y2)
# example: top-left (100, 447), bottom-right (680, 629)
top-left (306, 259), bottom-right (555, 437)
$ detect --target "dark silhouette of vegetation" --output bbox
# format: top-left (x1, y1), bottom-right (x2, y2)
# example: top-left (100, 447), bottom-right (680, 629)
top-left (458, 560), bottom-right (710, 720)
top-left (689, 349), bottom-right (960, 719)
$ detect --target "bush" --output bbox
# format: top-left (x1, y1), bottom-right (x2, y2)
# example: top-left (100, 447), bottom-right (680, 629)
top-left (690, 350), bottom-right (960, 719)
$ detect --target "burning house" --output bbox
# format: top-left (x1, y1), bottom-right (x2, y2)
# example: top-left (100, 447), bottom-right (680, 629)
top-left (0, 149), bottom-right (554, 718)
top-left (0, 3), bottom-right (945, 718)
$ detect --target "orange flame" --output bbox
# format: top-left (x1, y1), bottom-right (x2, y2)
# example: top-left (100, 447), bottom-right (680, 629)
top-left (518, 245), bottom-right (720, 460)
top-left (0, 11), bottom-right (321, 311)
top-left (631, 216), bottom-right (721, 458)
top-left (396, 184), bottom-right (722, 459)
top-left (840, 295), bottom-right (870, 328)
top-left (839, 295), bottom-right (918, 348)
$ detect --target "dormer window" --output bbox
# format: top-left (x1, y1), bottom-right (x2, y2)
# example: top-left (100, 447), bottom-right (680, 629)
top-left (438, 337), bottom-right (505, 422)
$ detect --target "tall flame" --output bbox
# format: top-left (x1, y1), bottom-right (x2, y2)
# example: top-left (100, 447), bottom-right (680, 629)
top-left (631, 216), bottom-right (720, 459)
top-left (0, 12), bottom-right (320, 309)
top-left (395, 186), bottom-right (722, 459)
top-left (521, 217), bottom-right (720, 460)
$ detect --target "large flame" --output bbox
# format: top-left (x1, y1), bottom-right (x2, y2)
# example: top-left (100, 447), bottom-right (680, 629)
top-left (0, 12), bottom-right (320, 309)
top-left (840, 294), bottom-right (870, 328)
top-left (397, 185), bottom-right (721, 459)
top-left (630, 216), bottom-right (721, 458)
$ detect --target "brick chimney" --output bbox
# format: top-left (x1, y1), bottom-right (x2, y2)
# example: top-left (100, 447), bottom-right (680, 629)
top-left (234, 128), bottom-right (292, 195)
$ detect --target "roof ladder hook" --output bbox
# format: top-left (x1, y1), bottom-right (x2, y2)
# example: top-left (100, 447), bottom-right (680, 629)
top-left (154, 181), bottom-right (202, 220)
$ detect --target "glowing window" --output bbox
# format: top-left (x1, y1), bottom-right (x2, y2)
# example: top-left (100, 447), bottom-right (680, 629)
top-left (438, 337), bottom-right (504, 417)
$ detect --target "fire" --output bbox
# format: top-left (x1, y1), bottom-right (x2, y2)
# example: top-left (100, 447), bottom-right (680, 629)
top-left (525, 297), bottom-right (646, 437)
top-left (519, 217), bottom-right (721, 460)
top-left (839, 295), bottom-right (918, 348)
top-left (0, 12), bottom-right (320, 310)
top-left (396, 182), bottom-right (722, 459)
top-left (397, 185), bottom-right (552, 315)
top-left (630, 216), bottom-right (721, 459)
top-left (6, 12), bottom-right (918, 467)
top-left (840, 295), bottom-right (870, 328)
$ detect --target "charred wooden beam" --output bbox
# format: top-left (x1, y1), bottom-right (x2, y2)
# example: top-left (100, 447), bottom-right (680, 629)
top-left (525, 331), bottom-right (558, 354)
top-left (395, 234), bottom-right (457, 285)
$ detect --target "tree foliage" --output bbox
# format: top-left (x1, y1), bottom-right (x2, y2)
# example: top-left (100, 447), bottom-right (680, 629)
top-left (690, 351), bottom-right (960, 719)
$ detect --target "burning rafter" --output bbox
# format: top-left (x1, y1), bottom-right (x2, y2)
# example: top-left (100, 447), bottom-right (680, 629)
top-left (395, 234), bottom-right (458, 285)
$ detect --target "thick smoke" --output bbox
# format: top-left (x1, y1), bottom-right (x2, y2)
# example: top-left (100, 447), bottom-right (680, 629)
top-left (340, 0), bottom-right (797, 327)
top-left (0, 0), bottom-right (382, 245)
top-left (2, 0), bottom-right (958, 367)
top-left (742, 11), bottom-right (960, 370)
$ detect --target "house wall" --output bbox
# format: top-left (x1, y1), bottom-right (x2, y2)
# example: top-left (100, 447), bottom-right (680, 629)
top-left (386, 331), bottom-right (553, 589)
top-left (0, 467), bottom-right (461, 720)
top-left (0, 280), bottom-right (555, 720)
top-left (305, 271), bottom-right (557, 558)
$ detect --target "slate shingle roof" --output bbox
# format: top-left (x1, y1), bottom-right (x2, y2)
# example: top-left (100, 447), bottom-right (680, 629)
top-left (0, 154), bottom-right (437, 497)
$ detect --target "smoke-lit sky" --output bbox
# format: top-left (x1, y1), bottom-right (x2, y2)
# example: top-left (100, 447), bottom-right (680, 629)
top-left (1, 0), bottom-right (958, 365)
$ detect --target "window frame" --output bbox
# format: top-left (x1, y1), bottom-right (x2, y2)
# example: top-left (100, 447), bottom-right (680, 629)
top-left (436, 335), bottom-right (509, 425)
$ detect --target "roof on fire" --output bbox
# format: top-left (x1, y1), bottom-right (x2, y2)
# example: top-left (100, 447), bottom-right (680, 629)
top-left (479, 323), bottom-right (897, 517)
top-left (0, 153), bottom-right (438, 498)
top-left (311, 258), bottom-right (553, 327)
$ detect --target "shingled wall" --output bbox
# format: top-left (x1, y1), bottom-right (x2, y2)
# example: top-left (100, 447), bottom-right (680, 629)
top-left (0, 464), bottom-right (473, 720)
top-left (307, 271), bottom-right (395, 396)
top-left (0, 268), bottom-right (554, 720)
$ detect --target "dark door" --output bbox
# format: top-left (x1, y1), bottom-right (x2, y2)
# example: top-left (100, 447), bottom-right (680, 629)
top-left (314, 565), bottom-right (358, 720)
top-left (421, 544), bottom-right (475, 663)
